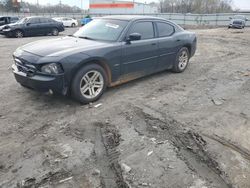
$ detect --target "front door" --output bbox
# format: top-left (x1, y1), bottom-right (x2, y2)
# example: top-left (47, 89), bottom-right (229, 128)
top-left (121, 21), bottom-right (158, 79)
top-left (25, 17), bottom-right (41, 36)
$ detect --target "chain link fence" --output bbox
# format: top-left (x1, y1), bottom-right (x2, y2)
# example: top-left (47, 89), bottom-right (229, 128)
top-left (1, 12), bottom-right (250, 27)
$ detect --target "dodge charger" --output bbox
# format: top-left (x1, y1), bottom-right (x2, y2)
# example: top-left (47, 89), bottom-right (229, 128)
top-left (12, 16), bottom-right (197, 103)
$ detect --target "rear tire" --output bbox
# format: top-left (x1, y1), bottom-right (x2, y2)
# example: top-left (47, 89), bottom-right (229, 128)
top-left (71, 23), bottom-right (76, 27)
top-left (71, 64), bottom-right (107, 104)
top-left (14, 30), bottom-right (24, 38)
top-left (51, 28), bottom-right (59, 36)
top-left (172, 47), bottom-right (190, 73)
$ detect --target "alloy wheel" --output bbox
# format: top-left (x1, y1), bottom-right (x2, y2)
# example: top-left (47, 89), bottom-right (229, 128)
top-left (178, 50), bottom-right (188, 70)
top-left (52, 29), bottom-right (58, 36)
top-left (15, 31), bottom-right (23, 38)
top-left (80, 70), bottom-right (104, 99)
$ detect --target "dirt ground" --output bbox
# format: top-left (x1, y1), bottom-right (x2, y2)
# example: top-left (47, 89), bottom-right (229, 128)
top-left (0, 27), bottom-right (250, 188)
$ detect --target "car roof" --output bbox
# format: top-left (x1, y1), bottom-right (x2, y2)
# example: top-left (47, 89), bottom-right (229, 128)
top-left (26, 16), bottom-right (51, 19)
top-left (101, 15), bottom-right (167, 21)
top-left (0, 16), bottom-right (17, 18)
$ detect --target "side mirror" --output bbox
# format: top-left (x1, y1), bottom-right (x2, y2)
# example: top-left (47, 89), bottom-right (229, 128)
top-left (246, 18), bottom-right (249, 21)
top-left (26, 22), bottom-right (31, 26)
top-left (128, 33), bottom-right (141, 42)
top-left (229, 17), bottom-right (232, 19)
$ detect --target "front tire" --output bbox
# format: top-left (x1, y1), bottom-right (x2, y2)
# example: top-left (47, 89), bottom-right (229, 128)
top-left (14, 30), bottom-right (24, 38)
top-left (71, 23), bottom-right (76, 27)
top-left (51, 28), bottom-right (59, 36)
top-left (71, 64), bottom-right (107, 104)
top-left (172, 47), bottom-right (190, 73)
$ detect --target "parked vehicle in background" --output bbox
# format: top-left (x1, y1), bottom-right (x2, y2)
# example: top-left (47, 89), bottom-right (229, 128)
top-left (81, 17), bottom-right (93, 26)
top-left (228, 15), bottom-right (248, 29)
top-left (0, 16), bottom-right (19, 26)
top-left (0, 16), bottom-right (64, 38)
top-left (12, 16), bottom-right (196, 103)
top-left (53, 17), bottom-right (78, 27)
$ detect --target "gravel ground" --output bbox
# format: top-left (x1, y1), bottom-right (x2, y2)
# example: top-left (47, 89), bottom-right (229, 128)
top-left (0, 27), bottom-right (250, 188)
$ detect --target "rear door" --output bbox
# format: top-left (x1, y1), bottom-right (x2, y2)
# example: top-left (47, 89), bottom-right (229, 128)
top-left (121, 21), bottom-right (158, 78)
top-left (39, 18), bottom-right (50, 34)
top-left (155, 21), bottom-right (177, 71)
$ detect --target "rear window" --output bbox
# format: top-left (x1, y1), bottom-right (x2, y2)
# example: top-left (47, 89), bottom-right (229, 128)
top-left (156, 22), bottom-right (175, 37)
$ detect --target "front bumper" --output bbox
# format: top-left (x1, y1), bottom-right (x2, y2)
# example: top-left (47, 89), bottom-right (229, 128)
top-left (0, 30), bottom-right (12, 36)
top-left (12, 64), bottom-right (67, 94)
top-left (229, 24), bottom-right (244, 29)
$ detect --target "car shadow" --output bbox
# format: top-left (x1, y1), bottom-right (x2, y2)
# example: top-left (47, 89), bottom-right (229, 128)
top-left (17, 69), bottom-right (173, 106)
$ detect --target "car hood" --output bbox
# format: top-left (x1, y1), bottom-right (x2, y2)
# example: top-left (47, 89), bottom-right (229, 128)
top-left (1, 23), bottom-right (22, 29)
top-left (19, 36), bottom-right (109, 57)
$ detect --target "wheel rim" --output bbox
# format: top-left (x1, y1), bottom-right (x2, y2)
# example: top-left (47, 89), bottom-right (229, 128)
top-left (52, 29), bottom-right (58, 35)
top-left (16, 31), bottom-right (23, 38)
top-left (80, 70), bottom-right (104, 99)
top-left (178, 50), bottom-right (188, 70)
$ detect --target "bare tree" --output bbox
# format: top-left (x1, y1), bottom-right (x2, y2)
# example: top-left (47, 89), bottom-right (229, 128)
top-left (159, 0), bottom-right (233, 13)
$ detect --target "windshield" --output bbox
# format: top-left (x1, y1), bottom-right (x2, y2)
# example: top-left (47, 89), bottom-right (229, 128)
top-left (15, 18), bottom-right (28, 24)
top-left (233, 15), bottom-right (245, 20)
top-left (73, 19), bottom-right (128, 42)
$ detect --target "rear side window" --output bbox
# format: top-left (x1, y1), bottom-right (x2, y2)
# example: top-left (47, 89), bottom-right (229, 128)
top-left (48, 18), bottom-right (55, 22)
top-left (156, 22), bottom-right (175, 37)
top-left (129, 22), bottom-right (154, 40)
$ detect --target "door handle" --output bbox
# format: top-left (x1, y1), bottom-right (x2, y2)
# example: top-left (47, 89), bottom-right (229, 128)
top-left (176, 39), bottom-right (181, 42)
top-left (151, 43), bottom-right (157, 45)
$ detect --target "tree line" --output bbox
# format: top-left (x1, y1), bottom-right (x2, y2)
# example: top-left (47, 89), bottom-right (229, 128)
top-left (158, 0), bottom-right (233, 13)
top-left (0, 0), bottom-right (82, 13)
top-left (0, 0), bottom-right (233, 14)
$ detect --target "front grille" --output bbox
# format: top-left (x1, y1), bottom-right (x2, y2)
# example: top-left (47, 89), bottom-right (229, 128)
top-left (15, 58), bottom-right (37, 75)
top-left (233, 21), bottom-right (243, 25)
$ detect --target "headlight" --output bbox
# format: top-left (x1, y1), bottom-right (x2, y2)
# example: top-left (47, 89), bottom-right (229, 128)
top-left (41, 63), bottom-right (63, 74)
top-left (3, 28), bottom-right (11, 32)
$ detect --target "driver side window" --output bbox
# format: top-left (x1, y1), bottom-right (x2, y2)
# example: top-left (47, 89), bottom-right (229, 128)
top-left (129, 22), bottom-right (154, 40)
top-left (28, 18), bottom-right (40, 24)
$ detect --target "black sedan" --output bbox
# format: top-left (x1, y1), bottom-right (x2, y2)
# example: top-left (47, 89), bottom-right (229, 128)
top-left (12, 16), bottom-right (197, 103)
top-left (0, 16), bottom-right (64, 38)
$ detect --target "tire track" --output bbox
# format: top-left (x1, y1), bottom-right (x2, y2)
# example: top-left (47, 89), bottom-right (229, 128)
top-left (93, 123), bottom-right (129, 188)
top-left (125, 105), bottom-right (233, 188)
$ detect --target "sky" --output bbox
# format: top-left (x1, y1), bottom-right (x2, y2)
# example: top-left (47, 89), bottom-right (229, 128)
top-left (23, 0), bottom-right (250, 11)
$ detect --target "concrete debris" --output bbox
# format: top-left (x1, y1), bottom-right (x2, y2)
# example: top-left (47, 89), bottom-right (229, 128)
top-left (242, 71), bottom-right (250, 77)
top-left (94, 103), bottom-right (102, 108)
top-left (121, 163), bottom-right (132, 173)
top-left (147, 151), bottom-right (153, 156)
top-left (59, 176), bottom-right (73, 183)
top-left (150, 138), bottom-right (156, 143)
top-left (92, 169), bottom-right (101, 176)
top-left (211, 98), bottom-right (223, 106)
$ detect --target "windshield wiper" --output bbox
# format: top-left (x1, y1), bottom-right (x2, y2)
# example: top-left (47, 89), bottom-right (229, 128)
top-left (68, 35), bottom-right (77, 37)
top-left (78, 36), bottom-right (95, 40)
